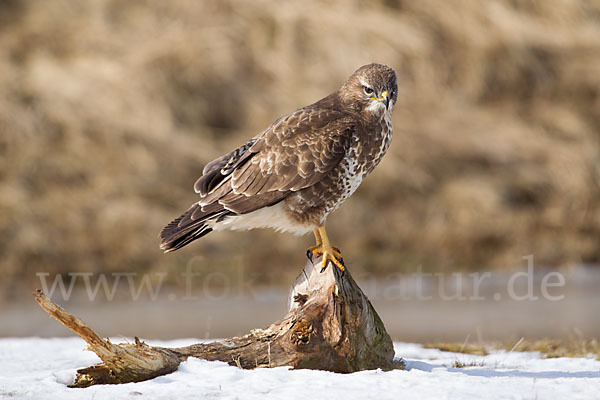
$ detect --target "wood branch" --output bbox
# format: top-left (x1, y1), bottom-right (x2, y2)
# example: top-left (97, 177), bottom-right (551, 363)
top-left (34, 290), bottom-right (181, 387)
top-left (34, 256), bottom-right (403, 387)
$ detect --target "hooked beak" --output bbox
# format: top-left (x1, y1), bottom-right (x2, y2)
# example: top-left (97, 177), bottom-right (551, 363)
top-left (380, 90), bottom-right (390, 109)
top-left (370, 90), bottom-right (390, 109)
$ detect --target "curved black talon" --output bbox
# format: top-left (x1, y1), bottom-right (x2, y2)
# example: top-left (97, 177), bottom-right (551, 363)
top-left (318, 257), bottom-right (345, 274)
top-left (319, 257), bottom-right (333, 273)
top-left (306, 249), bottom-right (313, 263)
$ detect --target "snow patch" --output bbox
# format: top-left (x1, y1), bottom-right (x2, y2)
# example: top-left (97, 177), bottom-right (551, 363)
top-left (1, 338), bottom-right (599, 399)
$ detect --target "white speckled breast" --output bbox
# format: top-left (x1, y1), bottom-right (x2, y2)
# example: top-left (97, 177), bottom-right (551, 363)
top-left (329, 112), bottom-right (393, 214)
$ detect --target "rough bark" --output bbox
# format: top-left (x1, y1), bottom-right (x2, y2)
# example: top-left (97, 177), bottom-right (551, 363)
top-left (34, 256), bottom-right (403, 388)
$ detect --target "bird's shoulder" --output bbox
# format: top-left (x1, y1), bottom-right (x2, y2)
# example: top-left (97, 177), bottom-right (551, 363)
top-left (258, 101), bottom-right (358, 148)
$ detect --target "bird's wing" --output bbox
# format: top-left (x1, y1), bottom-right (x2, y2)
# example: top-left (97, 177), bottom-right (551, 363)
top-left (194, 108), bottom-right (354, 214)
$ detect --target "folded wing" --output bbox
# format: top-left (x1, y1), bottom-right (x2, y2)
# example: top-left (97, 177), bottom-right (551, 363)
top-left (159, 108), bottom-right (354, 251)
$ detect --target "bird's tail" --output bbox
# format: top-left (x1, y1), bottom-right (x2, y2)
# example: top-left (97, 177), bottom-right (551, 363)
top-left (159, 203), bottom-right (227, 252)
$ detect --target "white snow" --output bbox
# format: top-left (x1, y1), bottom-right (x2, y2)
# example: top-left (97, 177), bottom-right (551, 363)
top-left (1, 337), bottom-right (599, 400)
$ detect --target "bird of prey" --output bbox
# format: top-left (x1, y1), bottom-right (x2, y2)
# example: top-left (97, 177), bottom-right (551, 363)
top-left (160, 63), bottom-right (397, 272)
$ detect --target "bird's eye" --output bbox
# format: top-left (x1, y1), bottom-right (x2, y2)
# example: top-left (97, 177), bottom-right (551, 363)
top-left (363, 86), bottom-right (374, 95)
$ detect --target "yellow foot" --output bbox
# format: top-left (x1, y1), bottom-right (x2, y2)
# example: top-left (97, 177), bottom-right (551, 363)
top-left (306, 243), bottom-right (342, 261)
top-left (306, 226), bottom-right (345, 274)
top-left (306, 244), bottom-right (345, 273)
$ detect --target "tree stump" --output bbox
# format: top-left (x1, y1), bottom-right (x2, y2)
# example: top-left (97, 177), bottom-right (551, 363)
top-left (34, 256), bottom-right (403, 388)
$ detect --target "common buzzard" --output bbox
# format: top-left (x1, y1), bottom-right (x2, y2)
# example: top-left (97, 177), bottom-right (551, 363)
top-left (160, 63), bottom-right (398, 272)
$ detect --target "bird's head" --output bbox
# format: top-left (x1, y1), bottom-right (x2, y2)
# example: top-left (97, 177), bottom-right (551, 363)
top-left (340, 63), bottom-right (398, 120)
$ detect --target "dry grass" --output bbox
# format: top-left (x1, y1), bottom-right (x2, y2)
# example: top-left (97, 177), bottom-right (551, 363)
top-left (1, 0), bottom-right (600, 296)
top-left (426, 338), bottom-right (600, 359)
top-left (451, 359), bottom-right (486, 368)
top-left (424, 343), bottom-right (489, 356)
top-left (499, 338), bottom-right (600, 359)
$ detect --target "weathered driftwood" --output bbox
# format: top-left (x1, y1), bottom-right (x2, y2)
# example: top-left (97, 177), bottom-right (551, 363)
top-left (34, 256), bottom-right (403, 388)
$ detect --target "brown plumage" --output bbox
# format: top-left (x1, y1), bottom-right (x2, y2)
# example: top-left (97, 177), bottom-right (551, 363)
top-left (160, 63), bottom-right (397, 269)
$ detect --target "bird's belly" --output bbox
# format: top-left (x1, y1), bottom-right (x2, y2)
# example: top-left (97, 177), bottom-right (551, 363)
top-left (331, 155), bottom-right (366, 207)
top-left (210, 202), bottom-right (314, 235)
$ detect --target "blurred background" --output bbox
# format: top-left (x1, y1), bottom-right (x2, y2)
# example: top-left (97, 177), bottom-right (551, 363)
top-left (1, 0), bottom-right (599, 345)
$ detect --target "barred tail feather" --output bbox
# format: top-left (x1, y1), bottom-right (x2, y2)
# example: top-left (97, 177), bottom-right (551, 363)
top-left (159, 203), bottom-right (228, 252)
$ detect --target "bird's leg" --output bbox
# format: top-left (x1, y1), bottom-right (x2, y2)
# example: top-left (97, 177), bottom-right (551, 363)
top-left (306, 226), bottom-right (344, 273)
top-left (306, 229), bottom-right (323, 262)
